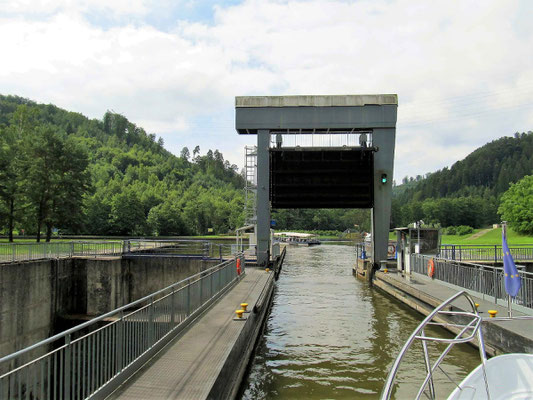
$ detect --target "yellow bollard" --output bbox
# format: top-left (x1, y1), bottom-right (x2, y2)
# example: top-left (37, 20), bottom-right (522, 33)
top-left (241, 303), bottom-right (248, 312)
top-left (265, 268), bottom-right (270, 272)
top-left (384, 268), bottom-right (388, 274)
top-left (475, 303), bottom-right (480, 310)
top-left (488, 309), bottom-right (498, 318)
top-left (235, 309), bottom-right (245, 319)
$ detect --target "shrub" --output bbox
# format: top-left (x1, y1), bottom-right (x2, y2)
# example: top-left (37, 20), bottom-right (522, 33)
top-left (456, 225), bottom-right (473, 236)
top-left (445, 226), bottom-right (457, 235)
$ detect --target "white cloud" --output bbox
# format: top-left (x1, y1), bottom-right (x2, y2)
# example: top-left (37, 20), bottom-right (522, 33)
top-left (1, 0), bottom-right (148, 17)
top-left (0, 0), bottom-right (531, 180)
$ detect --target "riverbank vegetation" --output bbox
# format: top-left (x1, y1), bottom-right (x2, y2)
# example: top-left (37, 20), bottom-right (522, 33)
top-left (392, 132), bottom-right (533, 234)
top-left (0, 95), bottom-right (371, 241)
top-left (0, 95), bottom-right (244, 241)
top-left (1, 95), bottom-right (531, 242)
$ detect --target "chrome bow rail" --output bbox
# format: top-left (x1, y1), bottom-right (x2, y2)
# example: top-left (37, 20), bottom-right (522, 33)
top-left (381, 291), bottom-right (489, 400)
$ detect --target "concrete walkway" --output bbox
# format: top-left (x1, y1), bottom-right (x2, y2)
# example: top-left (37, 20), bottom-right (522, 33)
top-left (107, 268), bottom-right (272, 400)
top-left (375, 271), bottom-right (533, 355)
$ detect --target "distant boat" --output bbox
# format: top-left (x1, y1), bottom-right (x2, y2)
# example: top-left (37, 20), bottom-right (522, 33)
top-left (274, 232), bottom-right (321, 246)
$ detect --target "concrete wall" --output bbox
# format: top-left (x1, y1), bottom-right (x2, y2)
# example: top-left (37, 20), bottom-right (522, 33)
top-left (0, 260), bottom-right (55, 360)
top-left (126, 257), bottom-right (215, 306)
top-left (0, 256), bottom-right (220, 359)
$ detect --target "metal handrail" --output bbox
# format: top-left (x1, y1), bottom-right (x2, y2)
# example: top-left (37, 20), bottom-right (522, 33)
top-left (0, 239), bottom-right (239, 263)
top-left (0, 257), bottom-right (232, 364)
top-left (0, 254), bottom-right (244, 399)
top-left (411, 254), bottom-right (533, 309)
top-left (439, 244), bottom-right (533, 262)
top-left (381, 291), bottom-right (487, 400)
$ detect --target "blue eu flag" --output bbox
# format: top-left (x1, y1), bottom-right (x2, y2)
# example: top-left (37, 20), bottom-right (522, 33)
top-left (503, 231), bottom-right (521, 297)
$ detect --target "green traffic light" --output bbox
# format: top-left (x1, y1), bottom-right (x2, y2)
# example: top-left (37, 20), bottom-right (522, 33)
top-left (381, 173), bottom-right (388, 184)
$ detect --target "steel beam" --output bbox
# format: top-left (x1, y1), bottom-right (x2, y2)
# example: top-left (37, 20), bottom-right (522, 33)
top-left (256, 130), bottom-right (271, 266)
top-left (371, 128), bottom-right (395, 267)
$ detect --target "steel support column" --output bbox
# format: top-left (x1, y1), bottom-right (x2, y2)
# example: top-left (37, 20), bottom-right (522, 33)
top-left (371, 128), bottom-right (396, 267)
top-left (256, 129), bottom-right (271, 266)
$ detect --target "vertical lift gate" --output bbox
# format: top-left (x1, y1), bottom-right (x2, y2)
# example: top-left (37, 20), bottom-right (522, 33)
top-left (235, 95), bottom-right (397, 268)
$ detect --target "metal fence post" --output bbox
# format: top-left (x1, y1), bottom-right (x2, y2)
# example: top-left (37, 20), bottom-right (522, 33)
top-left (200, 274), bottom-right (204, 306)
top-left (171, 289), bottom-right (175, 326)
top-left (494, 245), bottom-right (497, 264)
top-left (493, 268), bottom-right (498, 304)
top-left (149, 298), bottom-right (154, 347)
top-left (210, 270), bottom-right (213, 298)
top-left (117, 311), bottom-right (124, 372)
top-left (65, 333), bottom-right (71, 400)
top-left (187, 281), bottom-right (191, 316)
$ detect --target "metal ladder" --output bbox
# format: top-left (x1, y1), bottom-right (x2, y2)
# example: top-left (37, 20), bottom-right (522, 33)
top-left (243, 145), bottom-right (257, 226)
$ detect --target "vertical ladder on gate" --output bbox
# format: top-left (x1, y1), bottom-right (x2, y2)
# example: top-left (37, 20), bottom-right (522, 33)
top-left (244, 145), bottom-right (257, 226)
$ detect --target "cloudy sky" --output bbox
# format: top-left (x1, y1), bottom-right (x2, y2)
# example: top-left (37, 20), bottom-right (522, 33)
top-left (1, 0), bottom-right (532, 180)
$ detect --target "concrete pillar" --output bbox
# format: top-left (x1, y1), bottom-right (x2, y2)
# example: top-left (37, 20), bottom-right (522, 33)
top-left (256, 130), bottom-right (271, 266)
top-left (371, 128), bottom-right (396, 268)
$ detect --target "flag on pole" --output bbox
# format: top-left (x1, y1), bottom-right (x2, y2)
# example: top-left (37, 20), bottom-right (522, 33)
top-left (502, 231), bottom-right (521, 297)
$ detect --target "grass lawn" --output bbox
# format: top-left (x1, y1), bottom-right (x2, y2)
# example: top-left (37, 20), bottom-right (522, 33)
top-left (3, 228), bottom-right (532, 247)
top-left (389, 227), bottom-right (533, 246)
top-left (442, 228), bottom-right (533, 245)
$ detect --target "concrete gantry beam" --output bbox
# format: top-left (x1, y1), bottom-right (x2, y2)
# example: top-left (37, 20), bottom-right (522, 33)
top-left (235, 94), bottom-right (397, 268)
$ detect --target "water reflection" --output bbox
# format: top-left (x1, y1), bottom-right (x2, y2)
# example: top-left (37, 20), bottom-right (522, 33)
top-left (240, 245), bottom-right (479, 399)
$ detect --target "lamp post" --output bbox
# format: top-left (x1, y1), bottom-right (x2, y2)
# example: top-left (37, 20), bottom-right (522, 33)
top-left (415, 220), bottom-right (424, 254)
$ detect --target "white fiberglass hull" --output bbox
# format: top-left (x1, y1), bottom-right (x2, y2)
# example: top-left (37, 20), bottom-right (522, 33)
top-left (447, 354), bottom-right (533, 400)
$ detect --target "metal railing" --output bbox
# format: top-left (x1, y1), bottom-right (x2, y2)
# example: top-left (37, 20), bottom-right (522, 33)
top-left (381, 291), bottom-right (485, 400)
top-left (439, 244), bottom-right (533, 262)
top-left (0, 240), bottom-right (239, 263)
top-left (0, 241), bottom-right (125, 263)
top-left (0, 255), bottom-right (244, 399)
top-left (411, 254), bottom-right (533, 309)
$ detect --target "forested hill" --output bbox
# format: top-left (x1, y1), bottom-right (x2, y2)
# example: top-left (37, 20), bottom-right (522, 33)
top-left (0, 95), bottom-right (245, 240)
top-left (392, 131), bottom-right (533, 229)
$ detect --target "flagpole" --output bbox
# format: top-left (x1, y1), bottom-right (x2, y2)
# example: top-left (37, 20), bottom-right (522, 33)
top-left (503, 221), bottom-right (513, 318)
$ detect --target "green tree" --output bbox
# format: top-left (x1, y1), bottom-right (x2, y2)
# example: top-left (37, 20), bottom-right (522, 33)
top-left (498, 175), bottom-right (533, 234)
top-left (0, 105), bottom-right (39, 241)
top-left (147, 198), bottom-right (188, 236)
top-left (108, 189), bottom-right (146, 235)
top-left (23, 125), bottom-right (90, 241)
top-left (180, 147), bottom-right (190, 161)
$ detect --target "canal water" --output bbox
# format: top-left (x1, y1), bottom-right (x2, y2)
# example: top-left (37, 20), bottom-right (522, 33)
top-left (240, 244), bottom-right (480, 399)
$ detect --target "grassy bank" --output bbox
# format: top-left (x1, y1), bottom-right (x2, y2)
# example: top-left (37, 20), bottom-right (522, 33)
top-left (3, 227), bottom-right (531, 246)
top-left (441, 227), bottom-right (533, 245)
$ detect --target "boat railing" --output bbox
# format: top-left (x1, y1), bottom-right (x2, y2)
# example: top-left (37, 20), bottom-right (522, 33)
top-left (381, 290), bottom-right (489, 400)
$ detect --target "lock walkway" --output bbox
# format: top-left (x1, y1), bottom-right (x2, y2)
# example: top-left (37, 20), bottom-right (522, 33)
top-left (374, 270), bottom-right (533, 356)
top-left (107, 267), bottom-right (273, 400)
